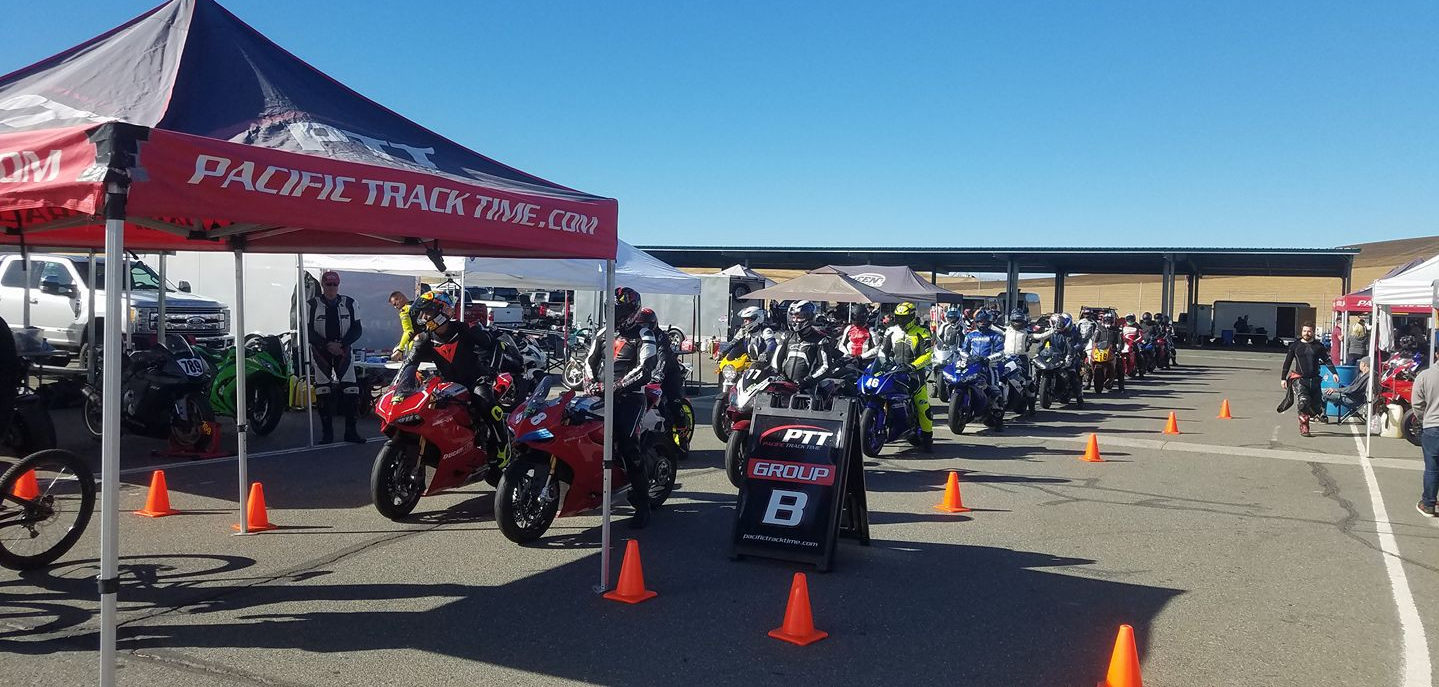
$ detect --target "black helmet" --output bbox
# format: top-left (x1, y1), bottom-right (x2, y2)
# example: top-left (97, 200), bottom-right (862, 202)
top-left (614, 287), bottom-right (641, 327)
top-left (945, 307), bottom-right (961, 322)
top-left (1141, 311), bottom-right (1153, 324)
top-left (1008, 308), bottom-right (1028, 328)
top-left (849, 305), bottom-right (869, 325)
top-left (787, 300), bottom-right (817, 332)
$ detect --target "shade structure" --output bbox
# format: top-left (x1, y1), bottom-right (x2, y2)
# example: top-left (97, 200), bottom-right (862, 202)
top-left (824, 264), bottom-right (963, 302)
top-left (0, 0), bottom-right (617, 256)
top-left (743, 266), bottom-right (902, 304)
top-left (463, 240), bottom-right (701, 295)
top-left (715, 264), bottom-right (776, 286)
top-left (0, 3), bottom-right (620, 685)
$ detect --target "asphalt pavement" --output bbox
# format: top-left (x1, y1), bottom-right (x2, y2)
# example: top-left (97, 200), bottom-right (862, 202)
top-left (3, 349), bottom-right (1436, 686)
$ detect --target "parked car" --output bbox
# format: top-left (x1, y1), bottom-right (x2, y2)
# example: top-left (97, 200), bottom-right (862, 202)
top-left (0, 254), bottom-right (231, 363)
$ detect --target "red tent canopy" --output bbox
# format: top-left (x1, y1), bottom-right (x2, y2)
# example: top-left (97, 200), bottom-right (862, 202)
top-left (1332, 288), bottom-right (1428, 315)
top-left (0, 0), bottom-right (617, 258)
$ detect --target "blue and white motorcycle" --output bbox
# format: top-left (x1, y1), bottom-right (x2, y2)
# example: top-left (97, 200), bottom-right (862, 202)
top-left (856, 359), bottom-right (925, 457)
top-left (943, 350), bottom-right (1005, 433)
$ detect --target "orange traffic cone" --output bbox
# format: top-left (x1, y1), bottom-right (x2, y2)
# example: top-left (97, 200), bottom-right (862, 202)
top-left (232, 482), bottom-right (277, 533)
top-left (934, 471), bottom-right (971, 513)
top-left (1162, 411), bottom-right (1180, 435)
top-left (1217, 399), bottom-right (1233, 420)
top-left (135, 470), bottom-right (180, 518)
top-left (11, 470), bottom-right (39, 500)
top-left (1081, 433), bottom-right (1105, 463)
top-left (1097, 624), bottom-right (1144, 687)
top-left (768, 572), bottom-right (828, 646)
top-left (603, 539), bottom-right (658, 604)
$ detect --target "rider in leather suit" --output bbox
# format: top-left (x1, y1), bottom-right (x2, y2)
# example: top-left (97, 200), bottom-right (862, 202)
top-left (769, 301), bottom-right (837, 394)
top-left (841, 306), bottom-right (878, 359)
top-left (961, 309), bottom-right (1008, 429)
top-left (640, 307), bottom-right (690, 457)
top-left (585, 287), bottom-right (659, 528)
top-left (875, 302), bottom-right (934, 449)
top-left (718, 305), bottom-right (773, 362)
top-left (403, 292), bottom-right (509, 464)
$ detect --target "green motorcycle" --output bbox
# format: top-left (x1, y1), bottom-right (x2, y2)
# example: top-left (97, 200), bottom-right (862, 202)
top-left (200, 333), bottom-right (291, 436)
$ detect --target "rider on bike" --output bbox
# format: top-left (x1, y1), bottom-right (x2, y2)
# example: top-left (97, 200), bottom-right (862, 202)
top-left (875, 302), bottom-right (935, 450)
top-left (936, 307), bottom-right (965, 350)
top-left (585, 287), bottom-right (660, 528)
top-left (841, 305), bottom-right (878, 359)
top-left (769, 301), bottom-right (838, 394)
top-left (641, 307), bottom-right (690, 457)
top-left (402, 292), bottom-right (512, 466)
top-left (717, 305), bottom-right (773, 362)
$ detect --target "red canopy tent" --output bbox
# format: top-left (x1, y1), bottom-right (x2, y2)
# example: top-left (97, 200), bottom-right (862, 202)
top-left (1331, 288), bottom-right (1427, 315)
top-left (0, 2), bottom-right (621, 683)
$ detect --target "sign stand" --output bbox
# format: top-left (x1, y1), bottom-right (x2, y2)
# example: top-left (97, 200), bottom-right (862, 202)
top-left (730, 393), bottom-right (870, 571)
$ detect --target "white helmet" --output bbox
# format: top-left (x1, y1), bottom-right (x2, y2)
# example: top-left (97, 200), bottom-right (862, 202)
top-left (737, 305), bottom-right (765, 333)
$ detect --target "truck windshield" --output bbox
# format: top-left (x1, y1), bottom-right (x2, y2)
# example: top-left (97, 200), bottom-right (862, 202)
top-left (71, 260), bottom-right (170, 291)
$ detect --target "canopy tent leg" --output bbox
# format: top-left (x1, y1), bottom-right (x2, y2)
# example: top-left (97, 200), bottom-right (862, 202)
top-left (297, 256), bottom-right (314, 448)
top-left (157, 252), bottom-right (167, 342)
top-left (596, 261), bottom-right (616, 594)
top-left (20, 236), bottom-right (30, 328)
top-left (87, 251), bottom-right (97, 385)
top-left (98, 183), bottom-right (129, 687)
top-left (234, 250), bottom-right (250, 533)
top-left (1365, 300), bottom-right (1379, 458)
top-left (458, 261), bottom-right (466, 322)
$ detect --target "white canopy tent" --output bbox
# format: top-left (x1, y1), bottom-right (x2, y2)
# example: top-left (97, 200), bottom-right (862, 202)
top-left (1364, 254), bottom-right (1439, 456)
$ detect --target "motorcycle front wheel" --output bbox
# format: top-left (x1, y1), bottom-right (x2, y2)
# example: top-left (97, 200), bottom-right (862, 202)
top-left (1038, 376), bottom-right (1052, 409)
top-left (247, 377), bottom-right (289, 436)
top-left (859, 406), bottom-right (885, 458)
top-left (370, 439), bottom-right (425, 520)
top-left (494, 460), bottom-right (561, 544)
top-left (947, 393), bottom-right (969, 434)
top-left (711, 394), bottom-right (732, 442)
top-left (724, 428), bottom-right (748, 488)
top-left (647, 447), bottom-right (677, 508)
top-left (673, 398), bottom-right (695, 458)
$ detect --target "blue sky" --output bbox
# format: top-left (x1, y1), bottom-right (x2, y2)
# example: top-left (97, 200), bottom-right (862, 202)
top-left (6, 1), bottom-right (1436, 249)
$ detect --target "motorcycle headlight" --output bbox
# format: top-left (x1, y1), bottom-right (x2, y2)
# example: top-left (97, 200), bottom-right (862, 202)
top-left (722, 368), bottom-right (737, 380)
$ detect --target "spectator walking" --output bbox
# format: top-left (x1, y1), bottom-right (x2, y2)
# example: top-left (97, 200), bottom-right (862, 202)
top-left (1412, 362), bottom-right (1439, 517)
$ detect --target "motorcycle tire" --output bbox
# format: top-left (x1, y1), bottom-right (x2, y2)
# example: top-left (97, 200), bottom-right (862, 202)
top-left (370, 439), bottom-right (425, 521)
top-left (169, 393), bottom-right (217, 454)
top-left (724, 428), bottom-right (748, 488)
top-left (1403, 407), bottom-right (1422, 447)
top-left (948, 393), bottom-right (968, 434)
top-left (859, 406), bottom-right (885, 458)
top-left (645, 446), bottom-right (678, 508)
top-left (247, 377), bottom-right (289, 436)
top-left (82, 392), bottom-right (103, 441)
top-left (1116, 368), bottom-right (1125, 392)
top-left (673, 398), bottom-right (695, 459)
top-left (561, 357), bottom-right (586, 390)
top-left (1038, 378), bottom-right (1052, 409)
top-left (711, 394), bottom-right (731, 443)
top-left (0, 449), bottom-right (95, 570)
top-left (494, 459), bottom-right (560, 544)
top-left (6, 398), bottom-right (57, 457)
top-left (937, 378), bottom-right (951, 404)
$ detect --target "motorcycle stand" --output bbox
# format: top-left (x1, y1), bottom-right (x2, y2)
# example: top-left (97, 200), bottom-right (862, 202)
top-left (152, 421), bottom-right (231, 460)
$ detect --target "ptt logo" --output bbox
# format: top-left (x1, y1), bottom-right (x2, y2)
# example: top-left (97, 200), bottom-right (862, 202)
top-left (760, 424), bottom-right (835, 447)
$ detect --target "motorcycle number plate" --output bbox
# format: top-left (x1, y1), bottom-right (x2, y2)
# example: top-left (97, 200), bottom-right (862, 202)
top-left (177, 358), bottom-right (205, 377)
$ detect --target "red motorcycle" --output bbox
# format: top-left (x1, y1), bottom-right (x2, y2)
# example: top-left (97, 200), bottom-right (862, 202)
top-left (1376, 357), bottom-right (1421, 446)
top-left (720, 367), bottom-right (798, 488)
top-left (495, 377), bottom-right (678, 544)
top-left (1121, 328), bottom-right (1144, 378)
top-left (370, 371), bottom-right (512, 520)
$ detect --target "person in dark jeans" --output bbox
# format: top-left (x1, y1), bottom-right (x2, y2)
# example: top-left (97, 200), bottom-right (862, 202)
top-left (1411, 362), bottom-right (1439, 517)
top-left (0, 315), bottom-right (19, 444)
top-left (1279, 324), bottom-right (1338, 437)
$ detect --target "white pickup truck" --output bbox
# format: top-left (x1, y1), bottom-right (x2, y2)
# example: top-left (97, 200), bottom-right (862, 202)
top-left (0, 253), bottom-right (232, 357)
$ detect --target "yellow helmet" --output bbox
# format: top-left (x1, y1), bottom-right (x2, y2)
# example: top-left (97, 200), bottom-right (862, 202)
top-left (893, 302), bottom-right (917, 326)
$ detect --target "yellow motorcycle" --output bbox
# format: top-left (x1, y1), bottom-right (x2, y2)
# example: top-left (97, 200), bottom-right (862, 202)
top-left (711, 353), bottom-right (749, 441)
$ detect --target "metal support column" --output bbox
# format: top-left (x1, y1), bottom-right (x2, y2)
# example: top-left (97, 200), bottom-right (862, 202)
top-left (157, 252), bottom-right (167, 343)
top-left (233, 249), bottom-right (250, 534)
top-left (1053, 271), bottom-right (1066, 314)
top-left (1005, 258), bottom-right (1020, 315)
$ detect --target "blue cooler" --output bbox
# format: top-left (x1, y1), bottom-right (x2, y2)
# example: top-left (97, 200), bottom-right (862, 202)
top-left (1324, 364), bottom-right (1358, 417)
top-left (1220, 329), bottom-right (1234, 345)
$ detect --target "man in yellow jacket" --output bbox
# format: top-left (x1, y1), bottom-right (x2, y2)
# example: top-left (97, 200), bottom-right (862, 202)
top-left (389, 291), bottom-right (415, 361)
top-left (876, 301), bottom-right (934, 450)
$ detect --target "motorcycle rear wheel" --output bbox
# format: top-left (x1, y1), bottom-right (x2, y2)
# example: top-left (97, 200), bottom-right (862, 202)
top-left (711, 394), bottom-right (732, 442)
top-left (1403, 407), bottom-right (1422, 447)
top-left (169, 393), bottom-right (216, 453)
top-left (371, 439), bottom-right (425, 520)
top-left (724, 428), bottom-right (748, 488)
top-left (647, 447), bottom-right (677, 507)
top-left (860, 406), bottom-right (885, 458)
top-left (495, 460), bottom-right (560, 544)
top-left (82, 393), bottom-right (103, 440)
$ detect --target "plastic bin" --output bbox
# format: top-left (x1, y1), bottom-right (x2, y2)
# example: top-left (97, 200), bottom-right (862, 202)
top-left (1220, 329), bottom-right (1234, 346)
top-left (1323, 364), bottom-right (1357, 417)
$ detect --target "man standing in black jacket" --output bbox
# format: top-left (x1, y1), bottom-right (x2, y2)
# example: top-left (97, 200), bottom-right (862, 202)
top-left (307, 271), bottom-right (364, 444)
top-left (1281, 324), bottom-right (1338, 437)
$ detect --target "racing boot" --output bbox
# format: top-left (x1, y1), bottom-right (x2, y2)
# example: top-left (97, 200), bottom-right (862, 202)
top-left (316, 392), bottom-right (334, 444)
top-left (1298, 414), bottom-right (1312, 437)
top-left (340, 391), bottom-right (364, 443)
top-left (625, 463), bottom-right (651, 529)
top-left (917, 430), bottom-right (933, 453)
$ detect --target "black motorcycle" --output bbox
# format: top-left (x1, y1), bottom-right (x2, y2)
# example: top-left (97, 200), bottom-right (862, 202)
top-left (1032, 345), bottom-right (1084, 409)
top-left (83, 335), bottom-right (217, 453)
